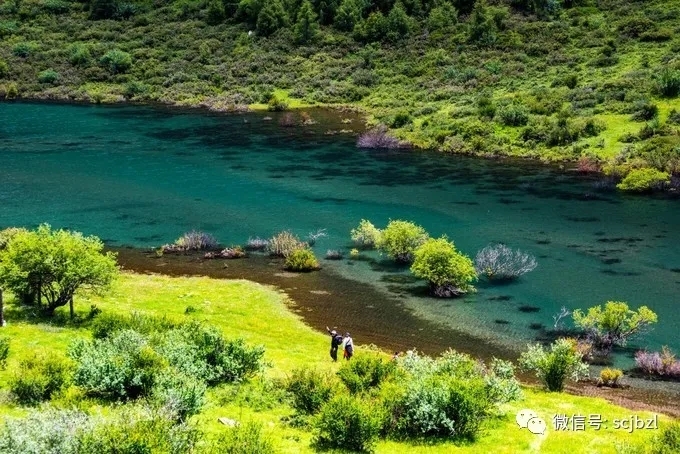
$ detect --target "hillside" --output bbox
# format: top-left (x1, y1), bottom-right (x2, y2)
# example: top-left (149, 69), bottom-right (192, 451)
top-left (0, 0), bottom-right (679, 176)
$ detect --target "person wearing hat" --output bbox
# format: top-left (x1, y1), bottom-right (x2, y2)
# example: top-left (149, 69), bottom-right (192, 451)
top-left (326, 326), bottom-right (344, 362)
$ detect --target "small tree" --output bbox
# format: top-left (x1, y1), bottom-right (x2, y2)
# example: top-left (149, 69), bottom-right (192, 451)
top-left (468, 0), bottom-right (496, 45)
top-left (411, 237), bottom-right (477, 297)
top-left (377, 220), bottom-right (428, 263)
top-left (334, 0), bottom-right (363, 31)
top-left (0, 224), bottom-right (118, 318)
top-left (572, 301), bottom-right (658, 353)
top-left (385, 2), bottom-right (411, 42)
top-left (256, 0), bottom-right (289, 36)
top-left (350, 219), bottom-right (381, 249)
top-left (519, 338), bottom-right (589, 392)
top-left (294, 0), bottom-right (320, 44)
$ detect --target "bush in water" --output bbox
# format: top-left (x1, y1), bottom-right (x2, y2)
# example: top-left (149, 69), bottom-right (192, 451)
top-left (474, 243), bottom-right (537, 281)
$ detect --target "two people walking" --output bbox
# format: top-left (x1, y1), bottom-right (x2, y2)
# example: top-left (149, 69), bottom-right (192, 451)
top-left (326, 326), bottom-right (353, 361)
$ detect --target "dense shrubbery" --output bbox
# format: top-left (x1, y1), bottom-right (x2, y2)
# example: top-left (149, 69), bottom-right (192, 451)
top-left (314, 395), bottom-right (381, 453)
top-left (519, 338), bottom-right (589, 392)
top-left (285, 368), bottom-right (337, 415)
top-left (337, 354), bottom-right (398, 394)
top-left (377, 219), bottom-right (428, 263)
top-left (9, 352), bottom-right (72, 405)
top-left (616, 168), bottom-right (670, 192)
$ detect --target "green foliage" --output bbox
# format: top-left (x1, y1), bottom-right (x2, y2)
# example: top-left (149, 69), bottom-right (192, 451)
top-left (519, 338), bottom-right (589, 392)
top-left (207, 0), bottom-right (226, 24)
top-left (350, 219), bottom-right (382, 248)
top-left (37, 69), bottom-right (59, 84)
top-left (91, 312), bottom-right (179, 339)
top-left (12, 41), bottom-right (36, 58)
top-left (0, 335), bottom-right (10, 369)
top-left (616, 168), bottom-right (670, 192)
top-left (268, 230), bottom-right (306, 257)
top-left (0, 227), bottom-right (26, 249)
top-left (410, 236), bottom-right (477, 294)
top-left (0, 224), bottom-right (118, 316)
top-left (5, 82), bottom-right (17, 99)
top-left (377, 219), bottom-right (428, 263)
top-left (68, 44), bottom-right (91, 66)
top-left (496, 104), bottom-right (529, 126)
top-left (599, 368), bottom-right (623, 387)
top-left (294, 0), bottom-right (319, 44)
top-left (9, 352), bottom-right (72, 405)
top-left (284, 247), bottom-right (320, 271)
top-left (267, 94), bottom-right (289, 111)
top-left (573, 301), bottom-right (658, 349)
top-left (484, 358), bottom-right (523, 404)
top-left (355, 11), bottom-right (387, 42)
top-left (256, 0), bottom-right (289, 36)
top-left (649, 422), bottom-right (680, 454)
top-left (211, 421), bottom-right (276, 454)
top-left (152, 371), bottom-right (207, 422)
top-left (337, 354), bottom-right (398, 394)
top-left (657, 68), bottom-right (680, 98)
top-left (427, 2), bottom-right (457, 31)
top-left (468, 0), bottom-right (496, 46)
top-left (385, 2), bottom-right (411, 42)
top-left (285, 368), bottom-right (336, 415)
top-left (0, 59), bottom-right (8, 78)
top-left (314, 395), bottom-right (381, 453)
top-left (334, 0), bottom-right (363, 31)
top-left (100, 50), bottom-right (132, 75)
top-left (631, 100), bottom-right (659, 121)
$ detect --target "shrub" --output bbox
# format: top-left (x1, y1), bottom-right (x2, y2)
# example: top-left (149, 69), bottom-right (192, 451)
top-left (256, 0), bottom-right (289, 36)
top-left (5, 82), bottom-right (18, 99)
top-left (427, 3), bottom-right (457, 31)
top-left (268, 231), bottom-right (306, 257)
top-left (285, 368), bottom-right (336, 415)
top-left (599, 368), bottom-right (623, 387)
top-left (245, 237), bottom-right (269, 251)
top-left (474, 244), bottom-right (537, 281)
top-left (477, 95), bottom-right (496, 119)
top-left (631, 100), bottom-right (659, 121)
top-left (484, 358), bottom-right (523, 404)
top-left (668, 109), bottom-right (680, 125)
top-left (100, 50), bottom-right (132, 75)
top-left (635, 347), bottom-right (680, 379)
top-left (37, 69), bottom-right (59, 84)
top-left (0, 224), bottom-right (118, 317)
top-left (519, 338), bottom-right (589, 392)
top-left (657, 68), bottom-right (680, 98)
top-left (9, 352), bottom-right (72, 405)
top-left (0, 227), bottom-right (26, 249)
top-left (350, 219), bottom-right (382, 249)
top-left (212, 421), bottom-right (275, 454)
top-left (12, 42), bottom-right (35, 58)
top-left (356, 125), bottom-right (402, 149)
top-left (172, 230), bottom-right (218, 251)
top-left (649, 422), bottom-right (680, 454)
top-left (284, 247), bottom-right (320, 271)
top-left (152, 371), bottom-right (206, 422)
top-left (314, 395), bottom-right (381, 453)
top-left (377, 220), bottom-right (428, 263)
top-left (267, 94), bottom-right (288, 111)
top-left (0, 59), bottom-right (8, 78)
top-left (325, 250), bottom-right (343, 260)
top-left (337, 354), bottom-right (398, 394)
top-left (411, 236), bottom-right (477, 297)
top-left (293, 0), bottom-right (319, 44)
top-left (0, 335), bottom-right (9, 369)
top-left (91, 312), bottom-right (178, 339)
top-left (496, 104), bottom-right (529, 126)
top-left (616, 168), bottom-right (670, 192)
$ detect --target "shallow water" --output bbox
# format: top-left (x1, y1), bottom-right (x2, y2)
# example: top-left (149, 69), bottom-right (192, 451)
top-left (2, 102), bottom-right (679, 366)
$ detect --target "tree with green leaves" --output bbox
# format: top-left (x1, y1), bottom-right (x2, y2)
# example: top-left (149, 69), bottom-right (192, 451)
top-left (294, 0), bottom-right (320, 43)
top-left (100, 50), bottom-right (132, 75)
top-left (411, 236), bottom-right (477, 297)
top-left (207, 0), bottom-right (226, 24)
top-left (427, 2), bottom-right (457, 31)
top-left (573, 301), bottom-right (658, 353)
top-left (386, 2), bottom-right (412, 42)
top-left (256, 0), bottom-right (290, 36)
top-left (376, 220), bottom-right (428, 263)
top-left (0, 224), bottom-right (118, 318)
top-left (468, 0), bottom-right (496, 45)
top-left (334, 0), bottom-right (364, 31)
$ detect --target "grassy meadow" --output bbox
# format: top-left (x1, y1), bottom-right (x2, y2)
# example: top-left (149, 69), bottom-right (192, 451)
top-left (0, 272), bottom-right (674, 453)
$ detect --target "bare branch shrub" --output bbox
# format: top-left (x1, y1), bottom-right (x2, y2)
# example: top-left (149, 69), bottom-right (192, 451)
top-left (356, 125), bottom-right (403, 149)
top-left (474, 244), bottom-right (537, 281)
top-left (163, 231), bottom-right (218, 252)
top-left (307, 229), bottom-right (327, 246)
top-left (267, 231), bottom-right (306, 257)
top-left (325, 250), bottom-right (344, 260)
top-left (245, 237), bottom-right (269, 251)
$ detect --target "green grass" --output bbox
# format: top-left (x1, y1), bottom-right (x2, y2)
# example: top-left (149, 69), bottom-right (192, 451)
top-left (0, 272), bottom-right (674, 452)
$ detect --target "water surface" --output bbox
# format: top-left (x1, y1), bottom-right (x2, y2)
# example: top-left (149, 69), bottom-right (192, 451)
top-left (1, 102), bottom-right (679, 366)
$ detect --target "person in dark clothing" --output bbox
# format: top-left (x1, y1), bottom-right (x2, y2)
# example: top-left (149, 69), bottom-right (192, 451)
top-left (326, 326), bottom-right (344, 361)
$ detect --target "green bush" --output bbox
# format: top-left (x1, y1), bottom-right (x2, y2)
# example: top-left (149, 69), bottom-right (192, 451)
top-left (211, 421), bottom-right (275, 454)
top-left (410, 236), bottom-right (477, 297)
top-left (496, 104), bottom-right (529, 126)
top-left (9, 352), bottom-right (72, 405)
top-left (649, 422), bottom-right (680, 454)
top-left (100, 50), bottom-right (132, 75)
top-left (0, 59), bottom-right (8, 78)
top-left (631, 100), bottom-right (659, 121)
top-left (616, 168), bottom-right (670, 192)
top-left (91, 312), bottom-right (179, 339)
top-left (293, 0), bottom-right (319, 44)
top-left (351, 219), bottom-right (382, 249)
top-left (484, 358), bottom-right (523, 404)
top-left (37, 69), bottom-right (59, 84)
top-left (7, 82), bottom-right (19, 99)
top-left (12, 42), bottom-right (36, 58)
top-left (0, 335), bottom-right (9, 369)
top-left (285, 368), bottom-right (336, 415)
top-left (334, 0), bottom-right (363, 31)
top-left (284, 247), bottom-right (320, 271)
top-left (68, 44), bottom-right (91, 66)
top-left (152, 371), bottom-right (206, 422)
top-left (337, 354), bottom-right (398, 394)
top-left (656, 68), bottom-right (680, 98)
top-left (377, 220), bottom-right (428, 263)
top-left (519, 338), bottom-right (589, 392)
top-left (314, 395), bottom-right (381, 453)
top-left (256, 0), bottom-right (289, 36)
top-left (427, 3), bottom-right (457, 31)
top-left (267, 231), bottom-right (305, 257)
top-left (572, 301), bottom-right (658, 350)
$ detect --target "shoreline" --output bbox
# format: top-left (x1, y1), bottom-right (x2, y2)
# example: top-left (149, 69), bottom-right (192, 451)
top-left (114, 246), bottom-right (680, 417)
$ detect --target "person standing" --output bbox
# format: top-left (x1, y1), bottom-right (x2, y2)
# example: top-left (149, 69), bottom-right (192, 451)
top-left (342, 332), bottom-right (354, 360)
top-left (326, 326), bottom-right (344, 362)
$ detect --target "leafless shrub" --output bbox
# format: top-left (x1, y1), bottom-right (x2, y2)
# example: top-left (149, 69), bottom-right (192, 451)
top-left (307, 228), bottom-right (327, 246)
top-left (474, 244), bottom-right (537, 281)
top-left (356, 125), bottom-right (403, 149)
top-left (267, 231), bottom-right (306, 257)
top-left (325, 250), bottom-right (344, 260)
top-left (552, 306), bottom-right (572, 331)
top-left (204, 247), bottom-right (246, 259)
top-left (163, 230), bottom-right (218, 252)
top-left (245, 237), bottom-right (269, 251)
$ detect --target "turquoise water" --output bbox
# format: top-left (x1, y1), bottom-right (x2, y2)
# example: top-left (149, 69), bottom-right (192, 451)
top-left (2, 102), bottom-right (679, 363)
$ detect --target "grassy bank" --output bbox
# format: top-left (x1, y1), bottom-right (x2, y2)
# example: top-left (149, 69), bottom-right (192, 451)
top-left (0, 272), bottom-right (674, 452)
top-left (1, 0), bottom-right (679, 175)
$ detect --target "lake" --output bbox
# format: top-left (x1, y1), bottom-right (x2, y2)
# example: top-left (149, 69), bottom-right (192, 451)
top-left (1, 102), bottom-right (679, 366)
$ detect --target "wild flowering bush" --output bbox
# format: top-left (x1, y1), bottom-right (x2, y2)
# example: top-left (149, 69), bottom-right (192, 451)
top-left (474, 244), bottom-right (537, 281)
top-left (635, 347), bottom-right (680, 379)
top-left (350, 219), bottom-right (382, 249)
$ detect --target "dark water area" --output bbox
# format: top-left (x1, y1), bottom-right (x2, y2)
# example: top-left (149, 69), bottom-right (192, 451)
top-left (2, 101), bottom-right (680, 372)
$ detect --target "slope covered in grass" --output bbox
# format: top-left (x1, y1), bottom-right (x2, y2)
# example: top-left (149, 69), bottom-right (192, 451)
top-left (0, 272), bottom-right (674, 453)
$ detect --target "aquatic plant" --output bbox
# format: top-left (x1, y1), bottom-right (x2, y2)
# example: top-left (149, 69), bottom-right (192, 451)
top-left (245, 237), bottom-right (269, 251)
top-left (307, 228), bottom-right (327, 246)
top-left (350, 219), bottom-right (381, 249)
top-left (474, 244), bottom-right (537, 281)
top-left (356, 125), bottom-right (403, 149)
top-left (635, 347), bottom-right (680, 379)
top-left (325, 250), bottom-right (344, 260)
top-left (284, 248), bottom-right (320, 272)
top-left (377, 220), bottom-right (428, 263)
top-left (170, 230), bottom-right (218, 251)
top-left (410, 236), bottom-right (477, 297)
top-left (552, 306), bottom-right (572, 331)
top-left (267, 231), bottom-right (306, 257)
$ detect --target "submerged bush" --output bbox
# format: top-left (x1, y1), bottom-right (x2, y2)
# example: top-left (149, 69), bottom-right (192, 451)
top-left (351, 219), bottom-right (382, 249)
top-left (411, 236), bottom-right (477, 297)
top-left (284, 247), bottom-right (320, 271)
top-left (616, 168), bottom-right (670, 192)
top-left (172, 230), bottom-right (218, 251)
top-left (519, 338), bottom-right (589, 392)
top-left (245, 237), bottom-right (269, 251)
top-left (267, 231), bottom-right (306, 257)
top-left (314, 395), bottom-right (381, 453)
top-left (285, 368), bottom-right (337, 415)
top-left (9, 352), bottom-right (72, 405)
top-left (377, 220), bottom-right (428, 263)
top-left (474, 244), bottom-right (537, 281)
